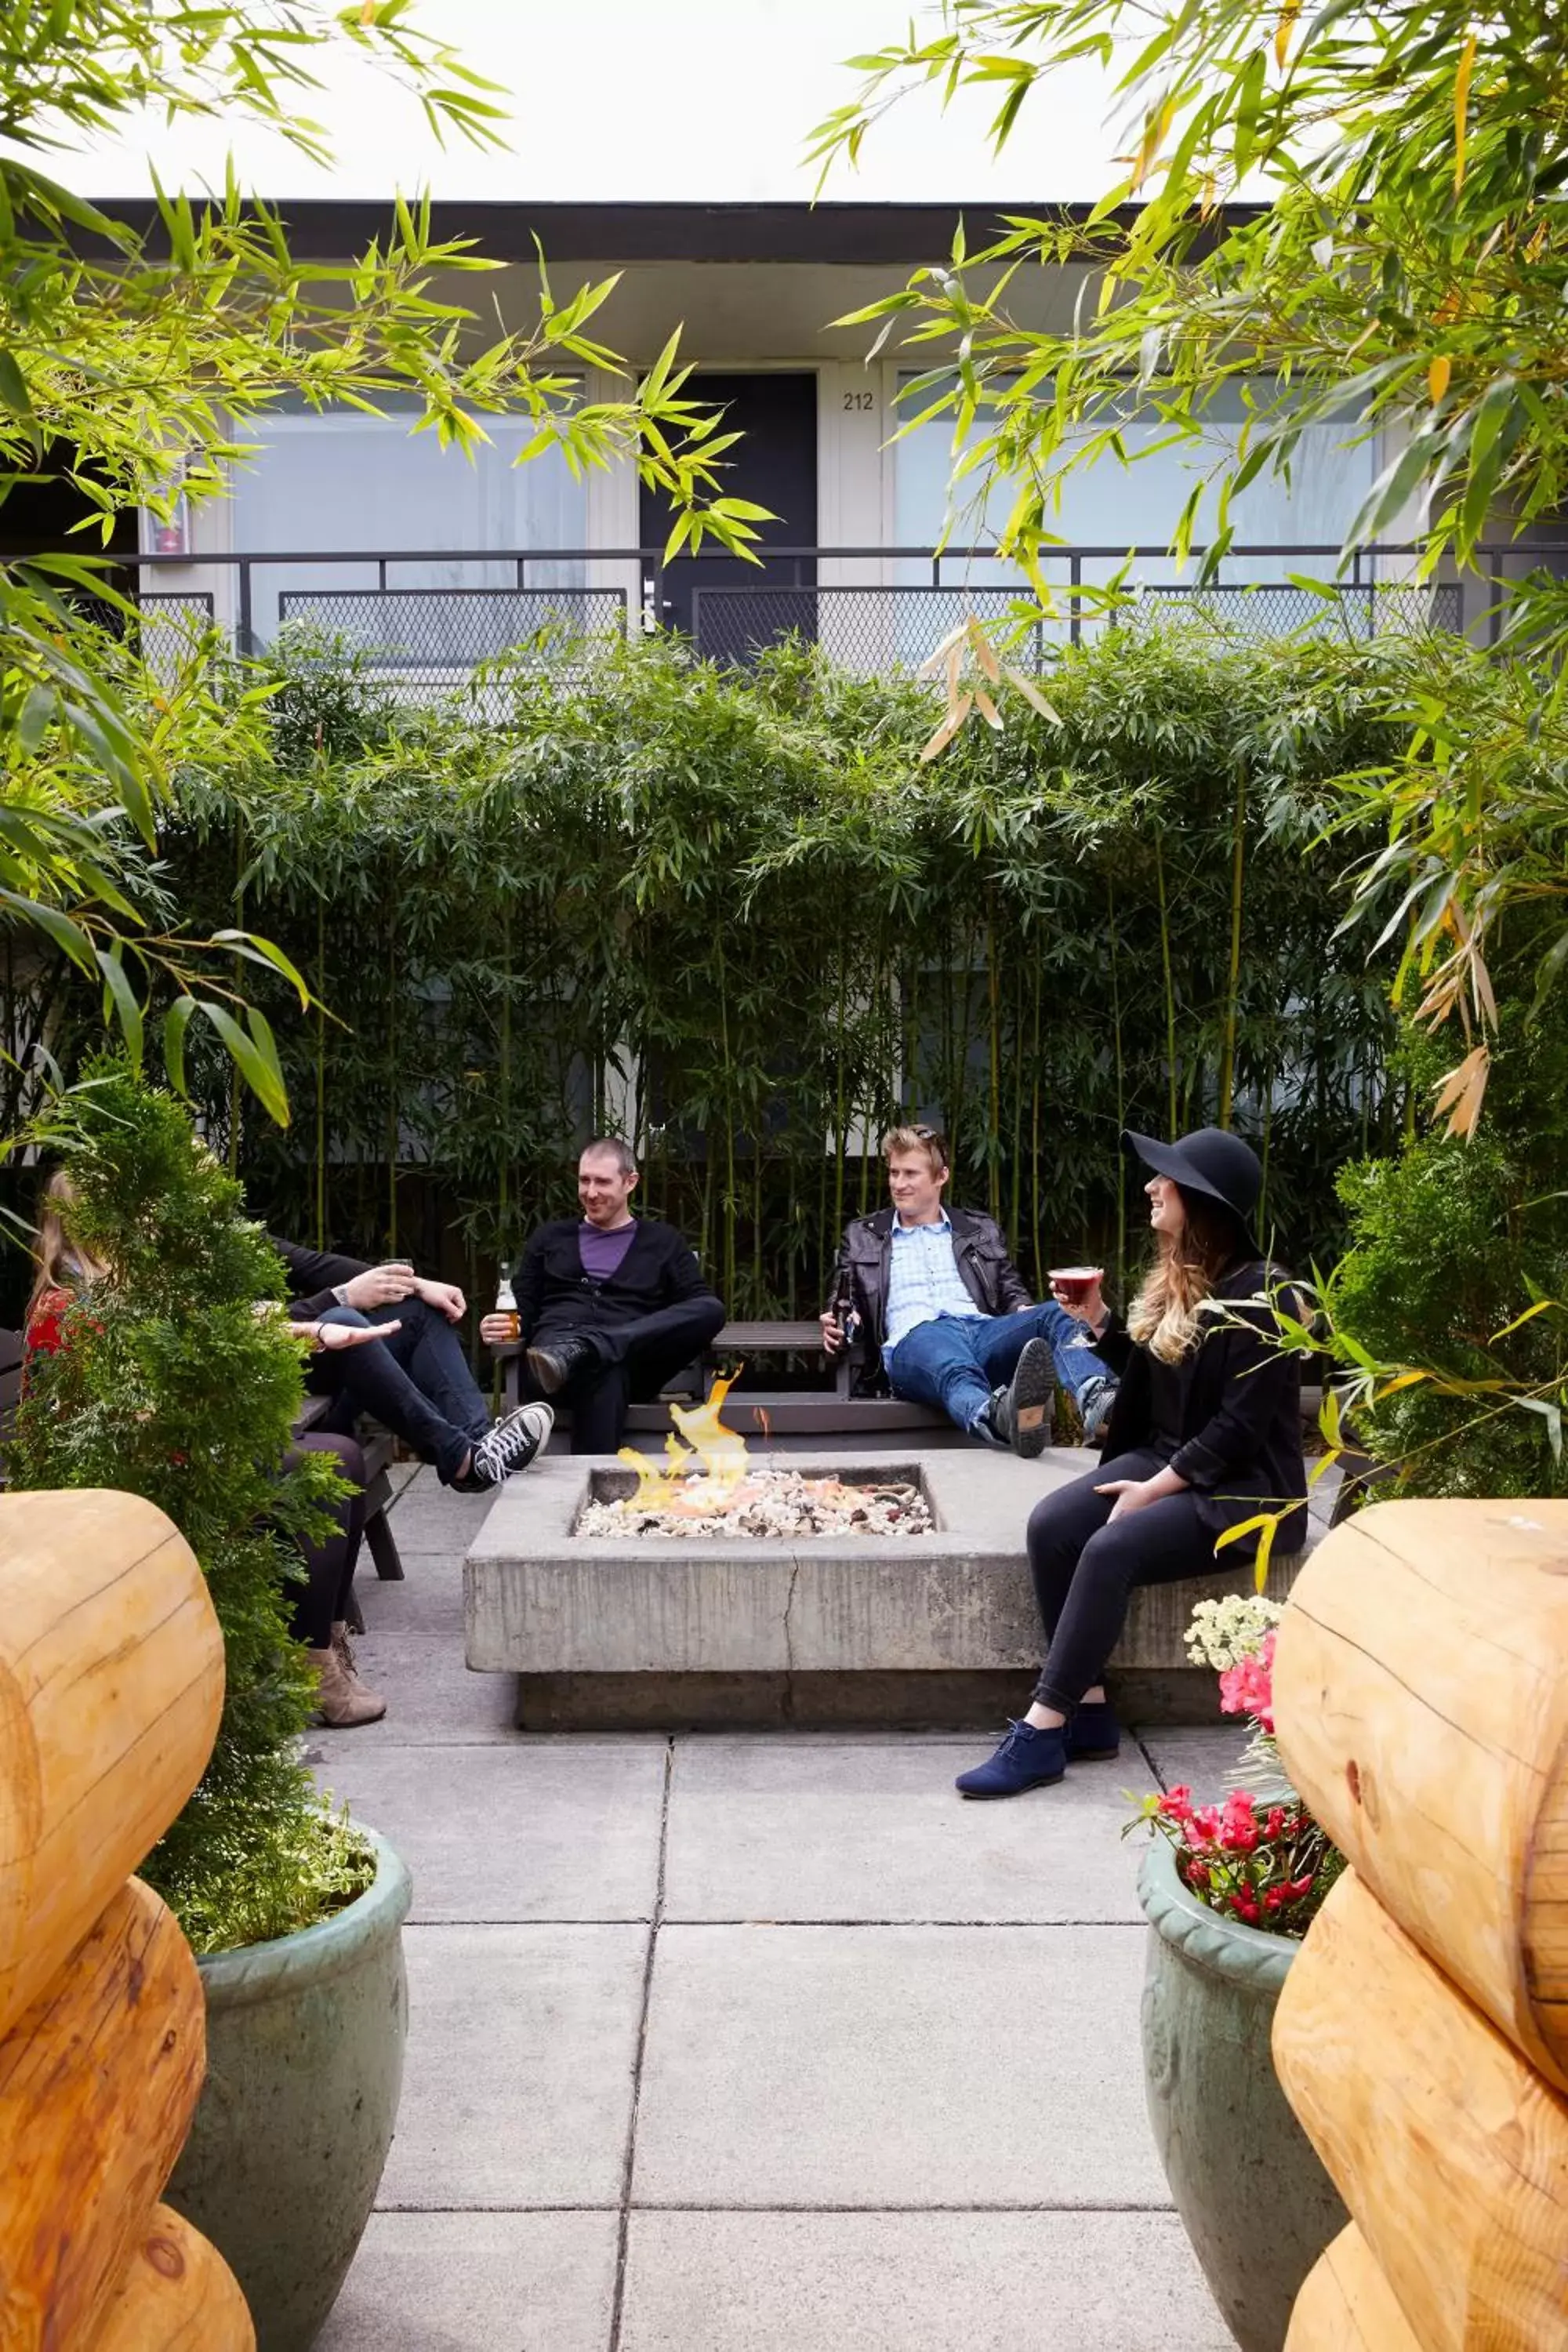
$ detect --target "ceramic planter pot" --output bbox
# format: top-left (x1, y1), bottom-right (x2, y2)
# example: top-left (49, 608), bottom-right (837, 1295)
top-left (1138, 1835), bottom-right (1346, 2352)
top-left (165, 1825), bottom-right (412, 2352)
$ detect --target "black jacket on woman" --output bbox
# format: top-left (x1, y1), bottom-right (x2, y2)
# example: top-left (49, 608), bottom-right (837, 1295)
top-left (1094, 1255), bottom-right (1307, 1557)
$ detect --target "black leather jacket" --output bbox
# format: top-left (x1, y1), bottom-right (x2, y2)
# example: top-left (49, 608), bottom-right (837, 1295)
top-left (830, 1205), bottom-right (1033, 1387)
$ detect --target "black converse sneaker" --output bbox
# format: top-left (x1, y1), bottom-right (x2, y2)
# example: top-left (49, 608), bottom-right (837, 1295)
top-left (463, 1401), bottom-right (554, 1490)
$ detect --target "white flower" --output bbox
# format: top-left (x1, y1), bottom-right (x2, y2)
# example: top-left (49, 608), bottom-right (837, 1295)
top-left (1185, 1592), bottom-right (1284, 1670)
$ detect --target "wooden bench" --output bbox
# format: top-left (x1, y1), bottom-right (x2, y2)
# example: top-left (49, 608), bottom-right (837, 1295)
top-left (500, 1317), bottom-right (956, 1442)
top-left (0, 1330), bottom-right (405, 1615)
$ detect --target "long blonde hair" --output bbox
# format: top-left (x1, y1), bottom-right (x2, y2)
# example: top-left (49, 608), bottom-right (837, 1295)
top-left (27, 1168), bottom-right (108, 1322)
top-left (1127, 1189), bottom-right (1248, 1364)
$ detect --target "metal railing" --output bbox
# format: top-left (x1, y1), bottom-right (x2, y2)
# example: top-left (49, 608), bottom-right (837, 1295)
top-left (89, 543), bottom-right (1561, 683)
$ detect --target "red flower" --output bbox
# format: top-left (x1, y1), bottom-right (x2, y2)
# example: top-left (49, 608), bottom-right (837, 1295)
top-left (1286, 1875), bottom-right (1316, 1900)
top-left (1233, 1894), bottom-right (1261, 1925)
top-left (1265, 1806), bottom-right (1287, 1841)
top-left (1159, 1784), bottom-right (1196, 1824)
top-left (1190, 1805), bottom-right (1222, 1844)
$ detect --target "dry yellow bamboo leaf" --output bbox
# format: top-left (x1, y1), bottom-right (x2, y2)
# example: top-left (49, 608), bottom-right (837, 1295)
top-left (965, 615), bottom-right (1003, 682)
top-left (1275, 0), bottom-right (1301, 70)
top-left (974, 688), bottom-right (1004, 730)
top-left (1428, 354), bottom-right (1452, 404)
top-left (1431, 1041), bottom-right (1490, 1139)
top-left (916, 621), bottom-right (968, 678)
top-left (920, 695), bottom-right (973, 763)
top-left (1454, 32), bottom-right (1475, 192)
top-left (1004, 666), bottom-right (1062, 723)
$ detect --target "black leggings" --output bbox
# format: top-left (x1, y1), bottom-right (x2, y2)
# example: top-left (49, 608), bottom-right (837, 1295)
top-left (1025, 1448), bottom-right (1221, 1712)
top-left (284, 1433), bottom-right (367, 1649)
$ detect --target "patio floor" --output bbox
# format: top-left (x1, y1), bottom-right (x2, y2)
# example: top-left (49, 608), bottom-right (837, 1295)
top-left (311, 1464), bottom-right (1246, 2352)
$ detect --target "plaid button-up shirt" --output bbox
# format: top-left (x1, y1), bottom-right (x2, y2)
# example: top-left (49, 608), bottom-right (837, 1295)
top-left (882, 1209), bottom-right (985, 1361)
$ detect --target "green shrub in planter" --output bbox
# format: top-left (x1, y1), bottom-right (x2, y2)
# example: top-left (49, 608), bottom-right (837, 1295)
top-left (11, 1061), bottom-right (373, 1952)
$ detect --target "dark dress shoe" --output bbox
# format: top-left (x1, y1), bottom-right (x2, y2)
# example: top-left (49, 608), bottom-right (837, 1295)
top-left (525, 1333), bottom-right (600, 1394)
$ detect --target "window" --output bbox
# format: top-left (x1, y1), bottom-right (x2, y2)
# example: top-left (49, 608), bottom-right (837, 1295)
top-left (228, 399), bottom-right (590, 664)
top-left (894, 374), bottom-right (1377, 650)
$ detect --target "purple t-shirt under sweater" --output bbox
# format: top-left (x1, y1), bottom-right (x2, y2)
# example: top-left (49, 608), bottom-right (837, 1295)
top-left (579, 1220), bottom-right (639, 1285)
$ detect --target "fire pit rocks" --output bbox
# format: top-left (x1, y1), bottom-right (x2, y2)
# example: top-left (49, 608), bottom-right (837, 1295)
top-left (575, 1468), bottom-right (934, 1543)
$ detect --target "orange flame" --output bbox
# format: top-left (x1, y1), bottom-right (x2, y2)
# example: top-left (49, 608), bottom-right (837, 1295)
top-left (617, 1374), bottom-right (751, 1512)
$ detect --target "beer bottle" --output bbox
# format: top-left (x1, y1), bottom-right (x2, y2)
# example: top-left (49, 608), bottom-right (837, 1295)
top-left (495, 1269), bottom-right (520, 1344)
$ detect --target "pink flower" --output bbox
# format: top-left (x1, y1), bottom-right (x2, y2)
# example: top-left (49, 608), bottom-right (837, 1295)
top-left (1159, 1784), bottom-right (1195, 1824)
top-left (1218, 1633), bottom-right (1276, 1733)
top-left (1190, 1805), bottom-right (1222, 1844)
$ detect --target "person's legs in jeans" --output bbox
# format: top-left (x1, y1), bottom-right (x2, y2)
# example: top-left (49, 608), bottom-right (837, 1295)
top-left (885, 1315), bottom-right (993, 1434)
top-left (306, 1305), bottom-right (480, 1485)
top-left (361, 1295), bottom-right (491, 1445)
top-left (969, 1303), bottom-right (1114, 1414)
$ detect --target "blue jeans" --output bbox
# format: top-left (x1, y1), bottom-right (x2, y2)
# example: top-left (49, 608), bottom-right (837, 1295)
top-left (885, 1305), bottom-right (1112, 1436)
top-left (307, 1295), bottom-right (491, 1484)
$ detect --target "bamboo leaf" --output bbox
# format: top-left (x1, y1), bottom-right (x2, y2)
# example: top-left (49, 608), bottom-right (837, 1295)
top-left (1454, 32), bottom-right (1476, 192)
top-left (163, 996), bottom-right (198, 1098)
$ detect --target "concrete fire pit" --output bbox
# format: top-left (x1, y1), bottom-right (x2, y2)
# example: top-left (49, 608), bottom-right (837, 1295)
top-left (464, 1449), bottom-right (1308, 1730)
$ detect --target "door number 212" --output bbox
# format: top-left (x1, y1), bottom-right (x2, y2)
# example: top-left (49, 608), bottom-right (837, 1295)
top-left (842, 391), bottom-right (876, 412)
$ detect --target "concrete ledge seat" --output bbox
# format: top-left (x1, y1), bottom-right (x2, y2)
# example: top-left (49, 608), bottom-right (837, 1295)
top-left (465, 1447), bottom-right (1309, 1729)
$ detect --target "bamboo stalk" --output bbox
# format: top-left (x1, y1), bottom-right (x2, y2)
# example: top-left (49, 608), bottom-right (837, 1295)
top-left (1154, 837), bottom-right (1178, 1139)
top-left (314, 895), bottom-right (326, 1250)
top-left (1218, 760), bottom-right (1247, 1130)
top-left (1109, 882), bottom-right (1127, 1293)
top-left (985, 904), bottom-right (1002, 1225)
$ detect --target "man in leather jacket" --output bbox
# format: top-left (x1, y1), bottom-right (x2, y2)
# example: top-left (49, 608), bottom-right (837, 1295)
top-left (820, 1125), bottom-right (1116, 1457)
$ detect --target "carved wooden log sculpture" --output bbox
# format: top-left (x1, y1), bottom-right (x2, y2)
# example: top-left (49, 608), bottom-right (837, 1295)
top-left (0, 1490), bottom-right (225, 2035)
top-left (0, 1881), bottom-right (205, 2345)
top-left (1272, 1498), bottom-right (1568, 2096)
top-left (0, 1489), bottom-right (252, 2350)
top-left (1275, 1869), bottom-right (1568, 2351)
top-left (1285, 2225), bottom-right (1423, 2352)
top-left (87, 2207), bottom-right (256, 2351)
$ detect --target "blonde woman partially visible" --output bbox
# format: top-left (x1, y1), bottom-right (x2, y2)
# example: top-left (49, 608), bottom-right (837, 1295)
top-left (26, 1168), bottom-right (107, 1334)
top-left (955, 1127), bottom-right (1306, 1801)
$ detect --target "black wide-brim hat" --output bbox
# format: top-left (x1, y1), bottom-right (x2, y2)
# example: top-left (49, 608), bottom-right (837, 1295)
top-left (1121, 1126), bottom-right (1262, 1251)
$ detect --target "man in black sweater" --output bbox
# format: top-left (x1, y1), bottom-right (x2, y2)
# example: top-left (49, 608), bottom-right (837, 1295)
top-left (275, 1239), bottom-right (551, 1492)
top-left (480, 1137), bottom-right (726, 1454)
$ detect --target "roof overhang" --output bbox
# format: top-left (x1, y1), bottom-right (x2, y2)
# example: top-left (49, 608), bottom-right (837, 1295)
top-left (89, 196), bottom-right (1266, 266)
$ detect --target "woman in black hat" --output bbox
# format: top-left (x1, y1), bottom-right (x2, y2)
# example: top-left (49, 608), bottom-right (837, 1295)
top-left (956, 1126), bottom-right (1306, 1799)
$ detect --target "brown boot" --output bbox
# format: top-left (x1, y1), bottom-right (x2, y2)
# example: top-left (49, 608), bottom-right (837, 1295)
top-left (331, 1622), bottom-right (388, 1716)
top-left (307, 1639), bottom-right (387, 1728)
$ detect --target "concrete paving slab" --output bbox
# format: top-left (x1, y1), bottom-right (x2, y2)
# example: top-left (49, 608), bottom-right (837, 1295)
top-left (633, 1923), bottom-right (1166, 2208)
top-left (380, 1924), bottom-right (648, 2209)
top-left (312, 1739), bottom-right (668, 1921)
top-left (1139, 1724), bottom-right (1250, 1798)
top-left (619, 2210), bottom-right (1232, 2352)
top-left (315, 1630), bottom-right (520, 1745)
top-left (351, 1562), bottom-right (468, 1638)
top-left (318, 2211), bottom-right (617, 2351)
top-left (662, 1738), bottom-right (1142, 1923)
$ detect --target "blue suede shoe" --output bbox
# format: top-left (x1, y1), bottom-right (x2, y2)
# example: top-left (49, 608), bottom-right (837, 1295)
top-left (1065, 1700), bottom-right (1122, 1762)
top-left (955, 1719), bottom-right (1067, 1798)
